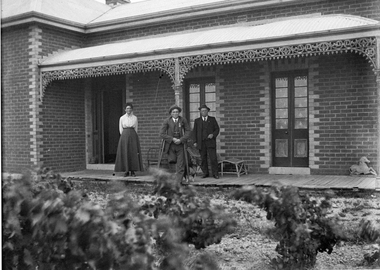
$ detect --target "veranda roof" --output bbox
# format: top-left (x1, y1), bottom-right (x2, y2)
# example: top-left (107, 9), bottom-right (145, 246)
top-left (40, 14), bottom-right (379, 69)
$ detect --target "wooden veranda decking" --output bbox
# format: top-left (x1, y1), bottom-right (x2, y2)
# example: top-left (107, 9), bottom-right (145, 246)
top-left (61, 169), bottom-right (380, 192)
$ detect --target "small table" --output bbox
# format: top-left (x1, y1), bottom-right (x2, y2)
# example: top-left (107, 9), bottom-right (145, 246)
top-left (219, 158), bottom-right (248, 177)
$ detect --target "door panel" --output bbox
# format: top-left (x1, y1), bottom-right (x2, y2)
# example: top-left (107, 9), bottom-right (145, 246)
top-left (272, 72), bottom-right (309, 167)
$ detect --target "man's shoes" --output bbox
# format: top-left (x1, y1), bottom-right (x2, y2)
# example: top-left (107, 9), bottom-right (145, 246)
top-left (213, 174), bottom-right (219, 179)
top-left (130, 171), bottom-right (136, 177)
top-left (202, 174), bottom-right (209, 178)
top-left (124, 172), bottom-right (130, 177)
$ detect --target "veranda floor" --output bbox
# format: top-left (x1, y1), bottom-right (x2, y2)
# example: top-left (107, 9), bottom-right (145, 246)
top-left (61, 169), bottom-right (380, 192)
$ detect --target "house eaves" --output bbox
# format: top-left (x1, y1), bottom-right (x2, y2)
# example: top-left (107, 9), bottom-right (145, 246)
top-left (39, 14), bottom-right (380, 69)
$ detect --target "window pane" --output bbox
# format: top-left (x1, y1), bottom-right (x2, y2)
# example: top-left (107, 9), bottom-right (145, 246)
top-left (190, 84), bottom-right (200, 93)
top-left (276, 119), bottom-right (288, 129)
top-left (294, 97), bottom-right (307, 107)
top-left (275, 139), bottom-right (288, 157)
top-left (295, 87), bottom-right (307, 97)
top-left (295, 76), bottom-right (307, 87)
top-left (189, 93), bottom-right (200, 102)
top-left (190, 103), bottom-right (199, 112)
top-left (295, 108), bottom-right (307, 118)
top-left (276, 88), bottom-right (288, 98)
top-left (205, 92), bottom-right (216, 102)
top-left (294, 119), bottom-right (308, 129)
top-left (276, 109), bottom-right (288, 119)
top-left (276, 98), bottom-right (288, 108)
top-left (205, 83), bottom-right (216, 93)
top-left (275, 78), bottom-right (288, 87)
top-left (294, 139), bottom-right (307, 157)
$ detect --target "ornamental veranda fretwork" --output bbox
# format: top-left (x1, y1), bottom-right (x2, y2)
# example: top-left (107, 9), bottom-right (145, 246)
top-left (40, 37), bottom-right (378, 100)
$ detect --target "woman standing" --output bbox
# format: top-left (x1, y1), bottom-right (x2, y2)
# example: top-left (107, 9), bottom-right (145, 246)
top-left (114, 103), bottom-right (143, 177)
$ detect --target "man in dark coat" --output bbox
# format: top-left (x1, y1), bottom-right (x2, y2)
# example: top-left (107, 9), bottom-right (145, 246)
top-left (192, 104), bottom-right (220, 179)
top-left (160, 104), bottom-right (191, 182)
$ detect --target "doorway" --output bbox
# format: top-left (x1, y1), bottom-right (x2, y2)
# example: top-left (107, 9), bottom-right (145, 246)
top-left (92, 88), bottom-right (124, 164)
top-left (271, 71), bottom-right (309, 167)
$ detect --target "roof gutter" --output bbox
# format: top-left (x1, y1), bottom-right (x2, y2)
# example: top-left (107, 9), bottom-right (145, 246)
top-left (1, 12), bottom-right (86, 33)
top-left (39, 24), bottom-right (380, 70)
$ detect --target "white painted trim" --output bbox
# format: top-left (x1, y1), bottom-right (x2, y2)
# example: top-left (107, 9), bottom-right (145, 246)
top-left (269, 167), bottom-right (311, 175)
top-left (86, 164), bottom-right (115, 170)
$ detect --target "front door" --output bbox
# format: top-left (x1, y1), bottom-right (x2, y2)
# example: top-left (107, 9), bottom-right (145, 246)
top-left (272, 71), bottom-right (309, 167)
top-left (93, 88), bottom-right (124, 164)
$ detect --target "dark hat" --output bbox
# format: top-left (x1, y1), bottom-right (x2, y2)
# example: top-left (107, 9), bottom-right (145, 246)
top-left (168, 104), bottom-right (182, 114)
top-left (198, 104), bottom-right (210, 111)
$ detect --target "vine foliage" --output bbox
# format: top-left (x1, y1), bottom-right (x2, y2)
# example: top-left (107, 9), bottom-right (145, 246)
top-left (2, 168), bottom-right (187, 270)
top-left (232, 185), bottom-right (341, 269)
top-left (142, 168), bottom-right (237, 250)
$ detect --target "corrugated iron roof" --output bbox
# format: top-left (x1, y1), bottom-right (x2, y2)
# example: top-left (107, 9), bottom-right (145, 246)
top-left (40, 14), bottom-right (379, 67)
top-left (89, 0), bottom-right (237, 24)
top-left (2, 0), bottom-right (111, 25)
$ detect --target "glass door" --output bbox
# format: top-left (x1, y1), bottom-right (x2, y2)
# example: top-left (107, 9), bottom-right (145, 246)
top-left (272, 71), bottom-right (309, 167)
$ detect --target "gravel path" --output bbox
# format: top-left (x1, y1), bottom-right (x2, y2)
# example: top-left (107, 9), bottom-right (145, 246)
top-left (80, 181), bottom-right (380, 270)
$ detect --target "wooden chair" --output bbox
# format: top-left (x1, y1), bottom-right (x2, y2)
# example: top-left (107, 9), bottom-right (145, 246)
top-left (219, 157), bottom-right (248, 177)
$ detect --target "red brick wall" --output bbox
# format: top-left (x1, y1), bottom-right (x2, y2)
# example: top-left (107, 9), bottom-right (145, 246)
top-left (40, 79), bottom-right (86, 172)
top-left (86, 0), bottom-right (379, 45)
top-left (128, 72), bottom-right (175, 167)
top-left (217, 61), bottom-right (267, 174)
top-left (38, 26), bottom-right (85, 172)
top-left (40, 25), bottom-right (84, 57)
top-left (311, 53), bottom-right (378, 175)
top-left (1, 26), bottom-right (33, 172)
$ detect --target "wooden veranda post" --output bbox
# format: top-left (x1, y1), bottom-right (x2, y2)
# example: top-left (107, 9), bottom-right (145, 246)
top-left (174, 57), bottom-right (181, 106)
top-left (376, 36), bottom-right (380, 175)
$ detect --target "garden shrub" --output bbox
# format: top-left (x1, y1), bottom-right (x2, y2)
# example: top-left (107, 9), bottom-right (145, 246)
top-left (232, 185), bottom-right (342, 269)
top-left (359, 219), bottom-right (380, 267)
top-left (2, 168), bottom-right (187, 270)
top-left (142, 168), bottom-right (237, 250)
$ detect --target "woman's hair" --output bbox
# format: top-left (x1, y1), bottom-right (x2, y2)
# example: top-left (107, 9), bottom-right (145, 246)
top-left (125, 103), bottom-right (134, 109)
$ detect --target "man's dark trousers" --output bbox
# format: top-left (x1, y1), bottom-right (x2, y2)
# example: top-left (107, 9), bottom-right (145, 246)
top-left (168, 143), bottom-right (185, 181)
top-left (200, 141), bottom-right (218, 176)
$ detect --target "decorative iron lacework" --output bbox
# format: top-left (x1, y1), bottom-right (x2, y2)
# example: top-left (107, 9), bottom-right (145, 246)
top-left (41, 58), bottom-right (176, 99)
top-left (41, 37), bottom-right (377, 99)
top-left (178, 37), bottom-right (377, 83)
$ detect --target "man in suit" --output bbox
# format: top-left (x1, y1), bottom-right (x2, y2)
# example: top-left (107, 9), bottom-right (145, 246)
top-left (160, 104), bottom-right (191, 182)
top-left (192, 104), bottom-right (220, 179)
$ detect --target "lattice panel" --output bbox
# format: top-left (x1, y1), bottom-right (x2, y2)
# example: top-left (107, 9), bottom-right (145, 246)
top-left (41, 37), bottom-right (377, 100)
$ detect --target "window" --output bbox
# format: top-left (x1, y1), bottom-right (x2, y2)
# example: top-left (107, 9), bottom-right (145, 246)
top-left (184, 78), bottom-right (216, 127)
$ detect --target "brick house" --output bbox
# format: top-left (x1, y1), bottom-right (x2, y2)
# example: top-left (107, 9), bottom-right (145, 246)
top-left (2, 0), bottom-right (379, 175)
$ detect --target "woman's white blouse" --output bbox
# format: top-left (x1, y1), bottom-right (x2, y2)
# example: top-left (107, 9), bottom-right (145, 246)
top-left (119, 113), bottom-right (138, 134)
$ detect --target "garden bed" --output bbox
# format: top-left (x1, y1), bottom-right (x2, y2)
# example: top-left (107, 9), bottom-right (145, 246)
top-left (77, 180), bottom-right (380, 270)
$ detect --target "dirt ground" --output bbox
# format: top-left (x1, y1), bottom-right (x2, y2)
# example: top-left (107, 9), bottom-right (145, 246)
top-left (80, 181), bottom-right (380, 270)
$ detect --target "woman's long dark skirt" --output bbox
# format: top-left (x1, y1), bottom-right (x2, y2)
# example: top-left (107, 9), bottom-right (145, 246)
top-left (114, 128), bottom-right (143, 172)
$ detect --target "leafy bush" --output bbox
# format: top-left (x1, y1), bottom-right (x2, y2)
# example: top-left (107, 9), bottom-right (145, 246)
top-left (232, 185), bottom-right (341, 269)
top-left (142, 168), bottom-right (237, 250)
top-left (359, 219), bottom-right (380, 267)
top-left (2, 168), bottom-right (187, 270)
